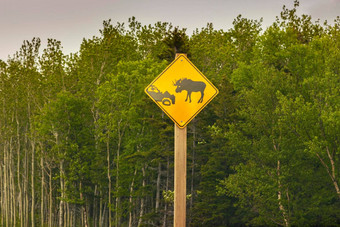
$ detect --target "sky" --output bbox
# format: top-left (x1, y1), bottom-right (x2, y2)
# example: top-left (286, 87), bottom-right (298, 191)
top-left (0, 0), bottom-right (339, 60)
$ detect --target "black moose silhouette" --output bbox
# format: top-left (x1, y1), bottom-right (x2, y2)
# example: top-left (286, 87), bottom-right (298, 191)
top-left (173, 78), bottom-right (206, 103)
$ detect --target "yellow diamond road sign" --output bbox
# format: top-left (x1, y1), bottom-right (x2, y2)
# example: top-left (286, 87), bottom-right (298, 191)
top-left (145, 54), bottom-right (219, 128)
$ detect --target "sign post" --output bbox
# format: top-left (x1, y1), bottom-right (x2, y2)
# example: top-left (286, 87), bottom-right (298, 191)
top-left (174, 122), bottom-right (187, 227)
top-left (145, 53), bottom-right (218, 226)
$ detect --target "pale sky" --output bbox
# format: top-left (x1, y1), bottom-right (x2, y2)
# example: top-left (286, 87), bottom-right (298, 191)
top-left (0, 0), bottom-right (339, 60)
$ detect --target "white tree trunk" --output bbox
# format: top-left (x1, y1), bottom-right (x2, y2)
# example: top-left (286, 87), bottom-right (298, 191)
top-left (48, 167), bottom-right (53, 227)
top-left (0, 157), bottom-right (3, 227)
top-left (31, 139), bottom-right (35, 227)
top-left (24, 132), bottom-right (29, 227)
top-left (326, 146), bottom-right (340, 198)
top-left (4, 141), bottom-right (9, 227)
top-left (129, 168), bottom-right (137, 227)
top-left (277, 160), bottom-right (289, 227)
top-left (138, 166), bottom-right (146, 227)
top-left (9, 138), bottom-right (16, 226)
top-left (41, 155), bottom-right (45, 227)
top-left (316, 148), bottom-right (340, 199)
top-left (162, 156), bottom-right (170, 227)
top-left (80, 182), bottom-right (89, 227)
top-left (59, 159), bottom-right (64, 227)
top-left (107, 137), bottom-right (112, 227)
top-left (156, 162), bottom-right (161, 212)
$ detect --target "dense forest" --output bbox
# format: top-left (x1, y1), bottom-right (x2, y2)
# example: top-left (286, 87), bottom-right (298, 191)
top-left (0, 1), bottom-right (339, 226)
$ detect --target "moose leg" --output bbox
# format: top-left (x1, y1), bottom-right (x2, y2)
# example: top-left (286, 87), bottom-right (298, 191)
top-left (198, 91), bottom-right (204, 103)
top-left (185, 92), bottom-right (192, 103)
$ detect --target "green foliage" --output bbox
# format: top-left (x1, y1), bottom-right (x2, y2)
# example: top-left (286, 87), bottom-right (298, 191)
top-left (35, 91), bottom-right (97, 201)
top-left (217, 5), bottom-right (340, 226)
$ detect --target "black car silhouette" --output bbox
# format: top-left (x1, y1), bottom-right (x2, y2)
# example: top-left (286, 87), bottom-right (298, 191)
top-left (146, 85), bottom-right (175, 106)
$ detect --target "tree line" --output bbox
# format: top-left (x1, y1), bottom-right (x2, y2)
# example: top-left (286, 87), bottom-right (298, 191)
top-left (0, 2), bottom-right (339, 226)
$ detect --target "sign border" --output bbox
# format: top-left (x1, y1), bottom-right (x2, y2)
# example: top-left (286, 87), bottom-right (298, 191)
top-left (145, 54), bottom-right (219, 128)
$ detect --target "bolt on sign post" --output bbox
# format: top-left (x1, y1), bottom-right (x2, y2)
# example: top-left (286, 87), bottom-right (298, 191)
top-left (145, 53), bottom-right (218, 226)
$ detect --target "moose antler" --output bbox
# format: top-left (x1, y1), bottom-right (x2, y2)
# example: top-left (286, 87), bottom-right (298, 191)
top-left (173, 79), bottom-right (182, 86)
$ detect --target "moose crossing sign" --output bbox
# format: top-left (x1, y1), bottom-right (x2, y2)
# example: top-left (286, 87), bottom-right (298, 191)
top-left (145, 54), bottom-right (219, 128)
